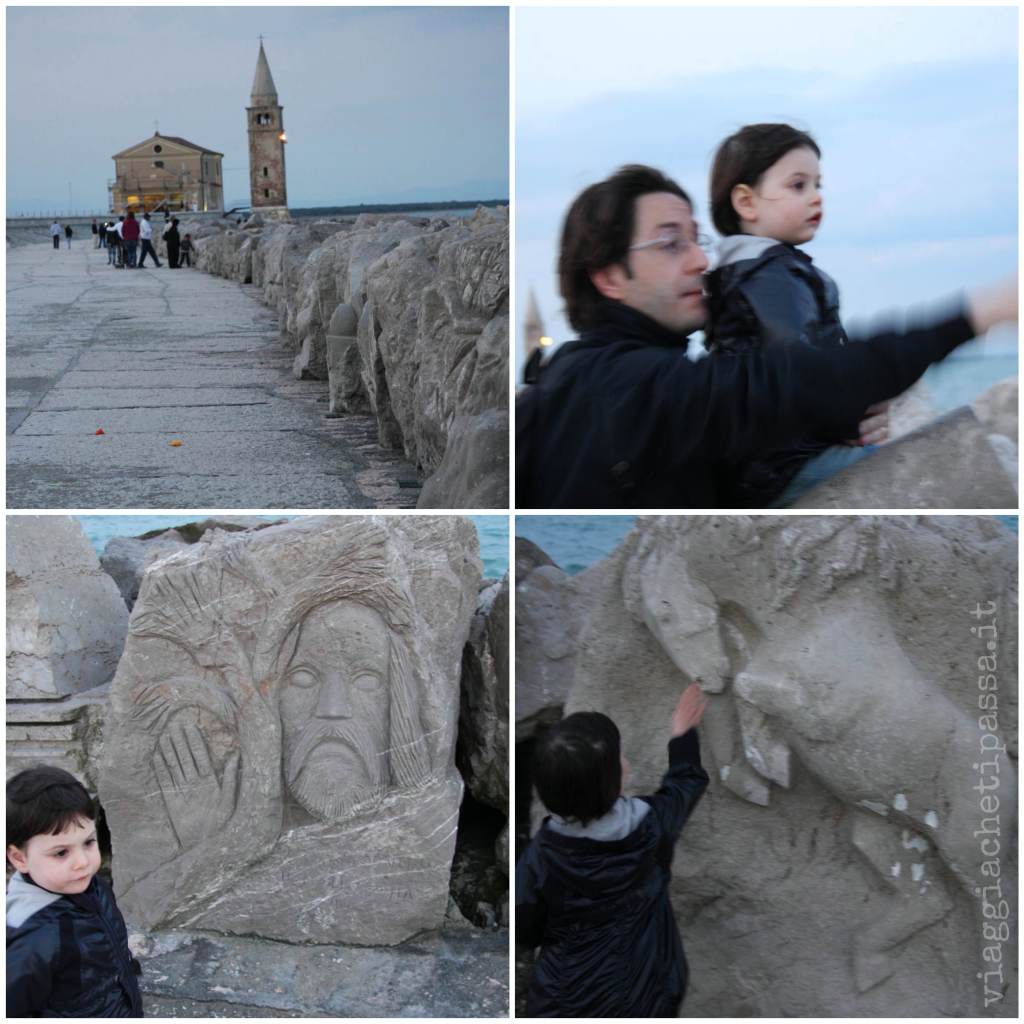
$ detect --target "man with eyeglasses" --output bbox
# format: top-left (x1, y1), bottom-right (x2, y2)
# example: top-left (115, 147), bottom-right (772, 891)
top-left (517, 164), bottom-right (1016, 508)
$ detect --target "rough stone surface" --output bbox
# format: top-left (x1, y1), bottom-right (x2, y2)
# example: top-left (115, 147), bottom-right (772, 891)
top-left (972, 375), bottom-right (1018, 441)
top-left (794, 406), bottom-right (1017, 508)
top-left (416, 408), bottom-right (508, 509)
top-left (100, 516), bottom-right (482, 946)
top-left (521, 517), bottom-right (1018, 1016)
top-left (6, 684), bottom-right (109, 792)
top-left (514, 552), bottom-right (584, 742)
top-left (458, 575), bottom-right (510, 815)
top-left (190, 208), bottom-right (509, 508)
top-left (7, 516), bottom-right (129, 699)
top-left (130, 926), bottom-right (508, 1017)
top-left (100, 517), bottom-right (287, 610)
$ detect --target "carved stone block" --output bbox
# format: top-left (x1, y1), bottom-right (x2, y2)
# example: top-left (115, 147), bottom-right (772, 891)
top-left (100, 516), bottom-right (481, 945)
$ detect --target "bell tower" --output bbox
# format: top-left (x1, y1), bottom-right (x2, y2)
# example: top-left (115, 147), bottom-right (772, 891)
top-left (247, 39), bottom-right (288, 214)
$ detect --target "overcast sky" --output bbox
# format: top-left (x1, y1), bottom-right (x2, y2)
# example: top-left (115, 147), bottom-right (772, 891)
top-left (516, 5), bottom-right (1017, 372)
top-left (6, 5), bottom-right (508, 213)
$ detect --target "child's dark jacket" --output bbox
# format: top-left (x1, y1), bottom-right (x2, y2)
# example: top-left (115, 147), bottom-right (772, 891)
top-left (516, 730), bottom-right (709, 1017)
top-left (706, 235), bottom-right (849, 505)
top-left (6, 871), bottom-right (143, 1017)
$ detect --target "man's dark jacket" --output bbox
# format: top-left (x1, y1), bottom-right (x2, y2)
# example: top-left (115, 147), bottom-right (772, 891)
top-left (6, 872), bottom-right (143, 1017)
top-left (519, 298), bottom-right (975, 508)
top-left (517, 730), bottom-right (709, 1017)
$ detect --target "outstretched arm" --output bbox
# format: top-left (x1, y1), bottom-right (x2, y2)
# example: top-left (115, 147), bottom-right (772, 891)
top-left (644, 683), bottom-right (711, 841)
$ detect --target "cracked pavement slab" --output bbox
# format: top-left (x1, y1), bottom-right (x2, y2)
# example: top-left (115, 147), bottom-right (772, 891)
top-left (7, 243), bottom-right (421, 508)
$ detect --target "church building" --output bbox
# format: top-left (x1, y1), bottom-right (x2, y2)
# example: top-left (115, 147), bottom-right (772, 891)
top-left (247, 41), bottom-right (288, 214)
top-left (109, 133), bottom-right (224, 214)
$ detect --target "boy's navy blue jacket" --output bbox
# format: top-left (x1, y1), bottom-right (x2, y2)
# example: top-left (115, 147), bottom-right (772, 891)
top-left (705, 236), bottom-right (849, 505)
top-left (516, 730), bottom-right (709, 1017)
top-left (6, 871), bottom-right (143, 1017)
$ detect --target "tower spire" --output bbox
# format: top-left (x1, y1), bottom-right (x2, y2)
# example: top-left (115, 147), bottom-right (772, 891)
top-left (251, 39), bottom-right (278, 104)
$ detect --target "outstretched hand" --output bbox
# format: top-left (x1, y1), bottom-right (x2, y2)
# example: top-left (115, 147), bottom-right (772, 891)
top-left (967, 275), bottom-right (1018, 336)
top-left (671, 682), bottom-right (709, 737)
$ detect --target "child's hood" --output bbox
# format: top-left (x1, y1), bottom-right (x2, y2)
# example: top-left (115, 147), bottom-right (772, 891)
top-left (715, 233), bottom-right (783, 268)
top-left (548, 796), bottom-right (650, 841)
top-left (539, 797), bottom-right (659, 899)
top-left (6, 871), bottom-right (64, 928)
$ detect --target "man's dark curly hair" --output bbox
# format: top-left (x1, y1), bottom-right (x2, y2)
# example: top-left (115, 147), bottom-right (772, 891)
top-left (558, 165), bottom-right (692, 333)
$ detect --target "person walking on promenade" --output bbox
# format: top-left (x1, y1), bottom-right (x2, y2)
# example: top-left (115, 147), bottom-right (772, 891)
top-left (98, 221), bottom-right (108, 249)
top-left (91, 218), bottom-right (99, 247)
top-left (106, 221), bottom-right (119, 265)
top-left (64, 224), bottom-right (73, 249)
top-left (163, 217), bottom-right (181, 268)
top-left (179, 233), bottom-right (193, 267)
top-left (137, 213), bottom-right (162, 268)
top-left (50, 220), bottom-right (60, 249)
top-left (114, 216), bottom-right (126, 268)
top-left (121, 211), bottom-right (140, 268)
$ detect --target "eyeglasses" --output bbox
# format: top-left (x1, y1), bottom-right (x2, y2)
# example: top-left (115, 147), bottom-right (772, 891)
top-left (628, 233), bottom-right (713, 257)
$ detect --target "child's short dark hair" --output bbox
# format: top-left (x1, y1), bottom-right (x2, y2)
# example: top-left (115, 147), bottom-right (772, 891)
top-left (533, 712), bottom-right (621, 825)
top-left (710, 123), bottom-right (821, 237)
top-left (7, 766), bottom-right (96, 850)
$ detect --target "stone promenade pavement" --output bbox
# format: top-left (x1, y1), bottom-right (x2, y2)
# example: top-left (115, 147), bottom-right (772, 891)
top-left (7, 243), bottom-right (421, 508)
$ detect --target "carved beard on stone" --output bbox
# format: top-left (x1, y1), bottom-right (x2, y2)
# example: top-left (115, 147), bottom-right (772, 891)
top-left (285, 715), bottom-right (387, 821)
top-left (279, 600), bottom-right (393, 823)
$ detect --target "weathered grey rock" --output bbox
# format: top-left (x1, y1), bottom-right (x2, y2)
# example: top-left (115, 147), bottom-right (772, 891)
top-left (973, 375), bottom-right (1018, 441)
top-left (514, 552), bottom-right (584, 742)
top-left (794, 407), bottom-right (1017, 508)
top-left (100, 516), bottom-right (482, 946)
top-left (100, 517), bottom-right (287, 610)
top-left (6, 685), bottom-right (109, 791)
top-left (325, 302), bottom-right (369, 415)
top-left (101, 535), bottom-right (189, 609)
top-left (537, 516), bottom-right (1018, 1016)
top-left (193, 209), bottom-right (508, 507)
top-left (7, 517), bottom-right (129, 699)
top-left (416, 409), bottom-right (508, 509)
top-left (458, 576), bottom-right (509, 815)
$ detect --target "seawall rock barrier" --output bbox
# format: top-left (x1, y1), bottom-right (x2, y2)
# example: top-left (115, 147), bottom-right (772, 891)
top-left (180, 209), bottom-right (509, 508)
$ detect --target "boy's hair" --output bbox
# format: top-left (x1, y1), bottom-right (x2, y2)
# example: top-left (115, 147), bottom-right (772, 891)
top-left (533, 712), bottom-right (621, 825)
top-left (710, 123), bottom-right (821, 237)
top-left (7, 766), bottom-right (96, 850)
top-left (559, 165), bottom-right (692, 333)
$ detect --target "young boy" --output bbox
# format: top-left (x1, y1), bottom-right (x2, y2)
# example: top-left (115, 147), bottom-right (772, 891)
top-left (706, 122), bottom-right (887, 507)
top-left (517, 683), bottom-right (709, 1017)
top-left (6, 765), bottom-right (143, 1017)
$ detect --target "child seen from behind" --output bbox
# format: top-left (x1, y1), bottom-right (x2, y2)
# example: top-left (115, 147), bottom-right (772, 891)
top-left (517, 683), bottom-right (709, 1017)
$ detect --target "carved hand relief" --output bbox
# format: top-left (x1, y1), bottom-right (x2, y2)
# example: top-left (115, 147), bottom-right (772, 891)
top-left (100, 517), bottom-right (479, 944)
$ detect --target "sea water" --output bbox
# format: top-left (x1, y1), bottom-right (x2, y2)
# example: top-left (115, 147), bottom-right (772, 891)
top-left (76, 515), bottom-right (509, 579)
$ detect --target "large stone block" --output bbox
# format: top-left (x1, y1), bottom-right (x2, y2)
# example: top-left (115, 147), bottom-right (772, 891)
top-left (794, 407), bottom-right (1017, 508)
top-left (536, 516), bottom-right (1017, 1016)
top-left (7, 516), bottom-right (129, 699)
top-left (100, 516), bottom-right (482, 945)
top-left (6, 685), bottom-right (110, 792)
top-left (458, 575), bottom-right (509, 815)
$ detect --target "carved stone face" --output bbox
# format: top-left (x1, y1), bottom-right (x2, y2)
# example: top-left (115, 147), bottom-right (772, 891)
top-left (280, 601), bottom-right (390, 821)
